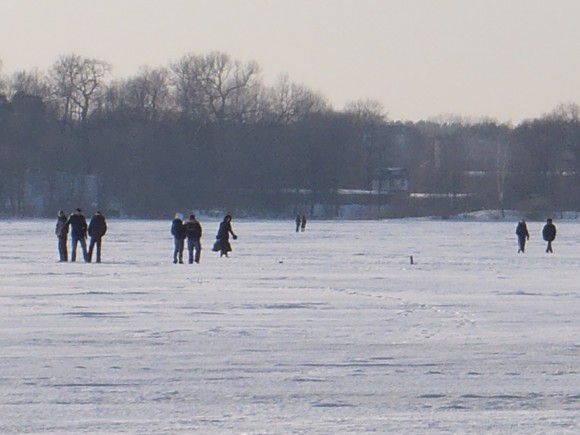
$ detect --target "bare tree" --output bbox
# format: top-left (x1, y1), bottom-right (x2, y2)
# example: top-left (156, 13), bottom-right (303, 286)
top-left (8, 69), bottom-right (51, 99)
top-left (0, 59), bottom-right (6, 95)
top-left (197, 51), bottom-right (260, 123)
top-left (50, 54), bottom-right (111, 124)
top-left (120, 66), bottom-right (170, 121)
top-left (344, 99), bottom-right (388, 190)
top-left (170, 54), bottom-right (205, 119)
top-left (344, 99), bottom-right (386, 126)
top-left (266, 74), bottom-right (329, 124)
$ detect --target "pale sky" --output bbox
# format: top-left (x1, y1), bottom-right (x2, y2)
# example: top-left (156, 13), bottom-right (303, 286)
top-left (2, 0), bottom-right (580, 123)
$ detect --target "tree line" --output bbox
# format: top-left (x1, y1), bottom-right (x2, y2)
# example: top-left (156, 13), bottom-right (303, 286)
top-left (1, 53), bottom-right (580, 218)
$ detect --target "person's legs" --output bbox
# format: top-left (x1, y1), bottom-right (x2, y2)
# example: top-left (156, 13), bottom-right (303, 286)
top-left (194, 239), bottom-right (201, 263)
top-left (95, 238), bottom-right (102, 263)
top-left (71, 237), bottom-right (78, 262)
top-left (178, 239), bottom-right (184, 263)
top-left (187, 238), bottom-right (194, 264)
top-left (58, 236), bottom-right (68, 261)
top-left (88, 238), bottom-right (95, 262)
top-left (79, 237), bottom-right (89, 262)
top-left (173, 238), bottom-right (180, 263)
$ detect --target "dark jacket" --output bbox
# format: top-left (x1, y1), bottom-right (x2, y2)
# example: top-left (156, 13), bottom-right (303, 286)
top-left (542, 222), bottom-right (557, 242)
top-left (88, 213), bottom-right (107, 238)
top-left (515, 222), bottom-right (529, 239)
top-left (171, 218), bottom-right (186, 240)
top-left (55, 215), bottom-right (68, 238)
top-left (184, 219), bottom-right (202, 240)
top-left (67, 213), bottom-right (88, 239)
top-left (217, 219), bottom-right (236, 241)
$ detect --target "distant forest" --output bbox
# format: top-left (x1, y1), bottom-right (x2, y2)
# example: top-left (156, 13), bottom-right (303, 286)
top-left (2, 52), bottom-right (580, 218)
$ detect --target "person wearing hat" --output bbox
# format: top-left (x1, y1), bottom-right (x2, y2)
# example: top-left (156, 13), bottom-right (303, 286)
top-left (183, 214), bottom-right (203, 264)
top-left (88, 211), bottom-right (107, 263)
top-left (55, 210), bottom-right (69, 262)
top-left (67, 208), bottom-right (89, 262)
top-left (171, 212), bottom-right (186, 264)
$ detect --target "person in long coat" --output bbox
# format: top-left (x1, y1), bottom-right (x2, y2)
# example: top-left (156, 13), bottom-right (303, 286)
top-left (542, 218), bottom-right (557, 253)
top-left (171, 213), bottom-right (186, 264)
top-left (66, 208), bottom-right (89, 262)
top-left (215, 214), bottom-right (237, 257)
top-left (88, 211), bottom-right (107, 263)
top-left (515, 220), bottom-right (529, 253)
top-left (55, 210), bottom-right (69, 262)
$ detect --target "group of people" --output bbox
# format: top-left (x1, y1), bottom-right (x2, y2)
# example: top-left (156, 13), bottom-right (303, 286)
top-left (170, 213), bottom-right (203, 264)
top-left (171, 213), bottom-right (238, 263)
top-left (55, 210), bottom-right (560, 263)
top-left (515, 218), bottom-right (557, 253)
top-left (55, 208), bottom-right (108, 262)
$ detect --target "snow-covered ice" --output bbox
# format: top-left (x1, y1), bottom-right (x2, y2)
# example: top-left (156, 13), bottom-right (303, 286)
top-left (1, 218), bottom-right (579, 434)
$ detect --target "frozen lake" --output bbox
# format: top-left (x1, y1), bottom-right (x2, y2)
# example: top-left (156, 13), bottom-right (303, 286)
top-left (1, 218), bottom-right (579, 434)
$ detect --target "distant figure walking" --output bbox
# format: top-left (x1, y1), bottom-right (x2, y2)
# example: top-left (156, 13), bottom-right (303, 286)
top-left (215, 214), bottom-right (237, 257)
top-left (301, 215), bottom-right (307, 232)
top-left (542, 218), bottom-right (557, 253)
top-left (171, 213), bottom-right (186, 264)
top-left (88, 211), bottom-right (107, 263)
top-left (67, 208), bottom-right (89, 262)
top-left (184, 214), bottom-right (203, 264)
top-left (55, 210), bottom-right (69, 262)
top-left (515, 220), bottom-right (529, 253)
top-left (295, 214), bottom-right (301, 232)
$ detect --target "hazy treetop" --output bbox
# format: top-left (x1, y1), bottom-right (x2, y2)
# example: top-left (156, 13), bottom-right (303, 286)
top-left (2, 0), bottom-right (580, 123)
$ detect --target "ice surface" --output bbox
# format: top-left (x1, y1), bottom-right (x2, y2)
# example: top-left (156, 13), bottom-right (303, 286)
top-left (1, 218), bottom-right (579, 434)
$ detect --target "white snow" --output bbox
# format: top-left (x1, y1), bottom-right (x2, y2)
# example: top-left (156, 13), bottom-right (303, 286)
top-left (1, 218), bottom-right (579, 434)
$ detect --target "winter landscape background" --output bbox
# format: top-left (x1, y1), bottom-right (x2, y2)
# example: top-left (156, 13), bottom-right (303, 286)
top-left (1, 217), bottom-right (579, 434)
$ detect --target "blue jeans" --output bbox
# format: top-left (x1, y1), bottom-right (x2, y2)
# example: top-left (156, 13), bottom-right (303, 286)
top-left (71, 236), bottom-right (88, 262)
top-left (187, 238), bottom-right (201, 263)
top-left (173, 238), bottom-right (185, 263)
top-left (88, 237), bottom-right (103, 262)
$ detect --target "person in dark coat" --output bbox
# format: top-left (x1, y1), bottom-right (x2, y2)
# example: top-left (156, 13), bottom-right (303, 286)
top-left (171, 213), bottom-right (186, 264)
top-left (515, 220), bottom-right (529, 253)
top-left (183, 214), bottom-right (202, 264)
top-left (295, 214), bottom-right (301, 232)
top-left (88, 211), bottom-right (107, 263)
top-left (301, 215), bottom-right (307, 232)
top-left (216, 214), bottom-right (237, 257)
top-left (55, 210), bottom-right (69, 262)
top-left (542, 218), bottom-right (557, 253)
top-left (66, 208), bottom-right (88, 262)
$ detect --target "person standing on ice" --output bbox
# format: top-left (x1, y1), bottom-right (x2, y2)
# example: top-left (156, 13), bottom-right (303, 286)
top-left (295, 214), bottom-right (301, 232)
top-left (515, 220), bottom-right (529, 253)
top-left (55, 210), bottom-right (69, 262)
top-left (183, 214), bottom-right (202, 264)
top-left (66, 208), bottom-right (89, 262)
top-left (542, 218), bottom-right (557, 253)
top-left (215, 214), bottom-right (237, 257)
top-left (171, 213), bottom-right (186, 264)
top-left (88, 211), bottom-right (107, 263)
top-left (301, 215), bottom-right (307, 232)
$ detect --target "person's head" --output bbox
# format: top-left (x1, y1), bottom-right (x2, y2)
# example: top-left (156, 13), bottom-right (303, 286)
top-left (224, 214), bottom-right (232, 222)
top-left (75, 208), bottom-right (82, 215)
top-left (547, 218), bottom-right (553, 223)
top-left (95, 211), bottom-right (102, 215)
top-left (189, 214), bottom-right (195, 220)
top-left (58, 210), bottom-right (65, 217)
top-left (175, 212), bottom-right (183, 220)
